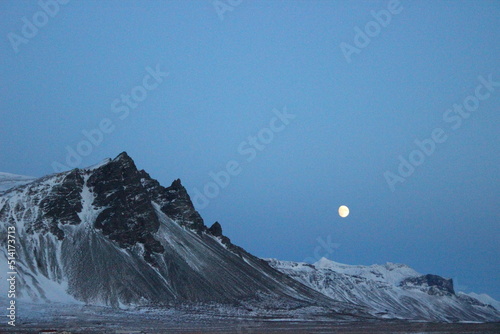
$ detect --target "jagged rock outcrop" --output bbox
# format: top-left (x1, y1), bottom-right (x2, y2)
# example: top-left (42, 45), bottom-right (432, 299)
top-left (88, 153), bottom-right (164, 264)
top-left (208, 221), bottom-right (222, 237)
top-left (400, 274), bottom-right (455, 296)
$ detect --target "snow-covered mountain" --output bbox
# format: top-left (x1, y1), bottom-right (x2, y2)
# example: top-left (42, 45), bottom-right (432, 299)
top-left (266, 257), bottom-right (500, 322)
top-left (0, 152), bottom-right (362, 317)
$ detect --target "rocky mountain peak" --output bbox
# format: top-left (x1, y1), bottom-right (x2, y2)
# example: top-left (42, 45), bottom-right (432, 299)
top-left (114, 151), bottom-right (135, 163)
top-left (103, 151), bottom-right (139, 175)
top-left (208, 221), bottom-right (223, 237)
top-left (159, 178), bottom-right (205, 232)
top-left (170, 178), bottom-right (183, 189)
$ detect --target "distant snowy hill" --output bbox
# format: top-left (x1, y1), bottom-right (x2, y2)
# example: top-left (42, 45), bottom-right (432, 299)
top-left (266, 257), bottom-right (500, 322)
top-left (0, 172), bottom-right (35, 193)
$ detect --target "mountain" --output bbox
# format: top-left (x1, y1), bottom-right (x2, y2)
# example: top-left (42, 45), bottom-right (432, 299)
top-left (266, 257), bottom-right (500, 322)
top-left (0, 152), bottom-right (363, 317)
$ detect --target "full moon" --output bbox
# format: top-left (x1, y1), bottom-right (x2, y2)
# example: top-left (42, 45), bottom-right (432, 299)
top-left (338, 205), bottom-right (349, 218)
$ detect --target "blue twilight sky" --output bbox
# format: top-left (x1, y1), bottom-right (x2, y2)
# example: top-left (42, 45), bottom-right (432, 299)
top-left (0, 1), bottom-right (499, 299)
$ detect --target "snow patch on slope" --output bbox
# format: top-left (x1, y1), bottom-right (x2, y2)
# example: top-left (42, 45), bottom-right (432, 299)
top-left (77, 175), bottom-right (101, 226)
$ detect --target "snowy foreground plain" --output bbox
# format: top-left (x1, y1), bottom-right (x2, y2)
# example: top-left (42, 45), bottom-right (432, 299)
top-left (1, 300), bottom-right (499, 334)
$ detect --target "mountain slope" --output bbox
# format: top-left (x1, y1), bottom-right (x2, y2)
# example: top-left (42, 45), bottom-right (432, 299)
top-left (0, 153), bottom-right (363, 317)
top-left (267, 257), bottom-right (500, 322)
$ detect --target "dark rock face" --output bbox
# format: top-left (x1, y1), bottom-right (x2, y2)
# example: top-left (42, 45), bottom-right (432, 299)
top-left (400, 274), bottom-right (455, 296)
top-left (31, 169), bottom-right (84, 240)
top-left (206, 220), bottom-right (245, 255)
top-left (139, 172), bottom-right (206, 232)
top-left (88, 152), bottom-right (164, 264)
